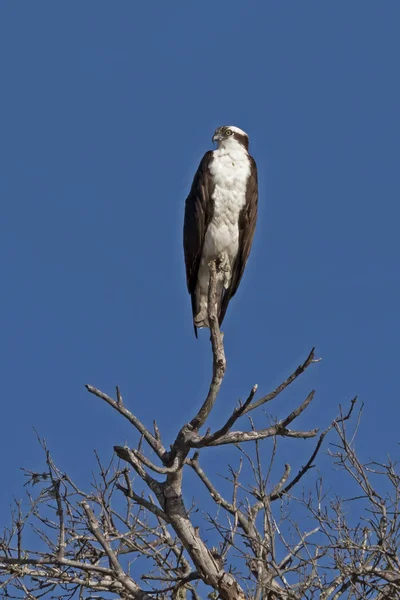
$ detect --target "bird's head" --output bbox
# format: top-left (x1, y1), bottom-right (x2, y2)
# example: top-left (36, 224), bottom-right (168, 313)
top-left (212, 125), bottom-right (249, 151)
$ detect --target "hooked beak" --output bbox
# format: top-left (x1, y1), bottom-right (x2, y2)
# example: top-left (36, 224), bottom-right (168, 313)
top-left (212, 132), bottom-right (221, 144)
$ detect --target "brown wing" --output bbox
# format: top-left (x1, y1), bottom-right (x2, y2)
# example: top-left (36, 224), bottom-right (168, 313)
top-left (183, 151), bottom-right (214, 332)
top-left (219, 156), bottom-right (258, 325)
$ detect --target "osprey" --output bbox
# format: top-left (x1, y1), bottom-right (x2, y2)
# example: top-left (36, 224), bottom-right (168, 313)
top-left (183, 125), bottom-right (258, 337)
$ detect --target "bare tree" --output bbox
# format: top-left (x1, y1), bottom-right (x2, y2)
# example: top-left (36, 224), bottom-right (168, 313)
top-left (1, 263), bottom-right (399, 599)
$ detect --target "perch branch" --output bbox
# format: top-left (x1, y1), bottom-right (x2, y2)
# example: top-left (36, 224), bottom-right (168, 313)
top-left (190, 261), bottom-right (227, 430)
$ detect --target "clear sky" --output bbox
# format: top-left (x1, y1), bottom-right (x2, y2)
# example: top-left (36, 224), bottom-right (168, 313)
top-left (0, 0), bottom-right (399, 540)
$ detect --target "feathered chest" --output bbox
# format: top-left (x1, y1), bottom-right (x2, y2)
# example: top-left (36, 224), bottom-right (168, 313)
top-left (202, 148), bottom-right (251, 260)
top-left (209, 148), bottom-right (250, 224)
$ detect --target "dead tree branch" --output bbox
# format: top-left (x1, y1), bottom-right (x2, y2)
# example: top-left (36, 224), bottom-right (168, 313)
top-left (1, 262), bottom-right (397, 599)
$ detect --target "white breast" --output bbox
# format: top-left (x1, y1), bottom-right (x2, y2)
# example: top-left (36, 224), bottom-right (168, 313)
top-left (203, 143), bottom-right (250, 262)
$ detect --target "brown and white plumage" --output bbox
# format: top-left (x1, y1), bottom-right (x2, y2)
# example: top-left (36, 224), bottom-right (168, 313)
top-left (183, 125), bottom-right (258, 337)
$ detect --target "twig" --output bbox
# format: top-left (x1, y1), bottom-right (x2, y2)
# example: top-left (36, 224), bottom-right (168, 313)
top-left (113, 446), bottom-right (164, 499)
top-left (85, 385), bottom-right (167, 462)
top-left (81, 501), bottom-right (153, 599)
top-left (200, 384), bottom-right (258, 445)
top-left (191, 391), bottom-right (318, 447)
top-left (242, 348), bottom-right (317, 415)
top-left (116, 446), bottom-right (179, 475)
top-left (270, 398), bottom-right (357, 501)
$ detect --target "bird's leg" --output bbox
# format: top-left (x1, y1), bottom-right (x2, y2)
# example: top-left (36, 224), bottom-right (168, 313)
top-left (216, 252), bottom-right (231, 289)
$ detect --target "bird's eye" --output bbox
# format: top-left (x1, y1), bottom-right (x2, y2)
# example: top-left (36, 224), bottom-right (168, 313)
top-left (225, 129), bottom-right (233, 136)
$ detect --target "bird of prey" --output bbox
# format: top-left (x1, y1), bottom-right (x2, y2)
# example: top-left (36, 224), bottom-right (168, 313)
top-left (183, 125), bottom-right (258, 337)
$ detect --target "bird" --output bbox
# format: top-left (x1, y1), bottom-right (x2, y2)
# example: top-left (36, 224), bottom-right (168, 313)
top-left (183, 125), bottom-right (258, 337)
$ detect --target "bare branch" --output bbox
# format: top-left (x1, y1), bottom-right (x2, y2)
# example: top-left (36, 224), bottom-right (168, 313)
top-left (115, 445), bottom-right (179, 475)
top-left (85, 385), bottom-right (167, 462)
top-left (270, 397), bottom-right (358, 501)
top-left (242, 347), bottom-right (318, 415)
top-left (81, 501), bottom-right (153, 599)
top-left (195, 390), bottom-right (317, 447)
top-left (2, 290), bottom-right (397, 600)
top-left (189, 261), bottom-right (227, 431)
top-left (201, 384), bottom-right (259, 445)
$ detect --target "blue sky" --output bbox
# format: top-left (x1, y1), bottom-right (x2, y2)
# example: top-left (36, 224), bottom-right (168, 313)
top-left (0, 0), bottom-right (399, 548)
